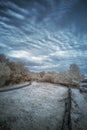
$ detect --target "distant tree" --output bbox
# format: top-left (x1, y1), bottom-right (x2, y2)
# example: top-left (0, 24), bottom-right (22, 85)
top-left (39, 71), bottom-right (45, 78)
top-left (41, 73), bottom-right (54, 83)
top-left (0, 54), bottom-right (85, 87)
top-left (0, 54), bottom-right (9, 63)
top-left (0, 63), bottom-right (11, 86)
top-left (68, 64), bottom-right (84, 82)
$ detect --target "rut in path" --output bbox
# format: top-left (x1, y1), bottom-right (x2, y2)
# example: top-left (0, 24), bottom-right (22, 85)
top-left (61, 86), bottom-right (72, 130)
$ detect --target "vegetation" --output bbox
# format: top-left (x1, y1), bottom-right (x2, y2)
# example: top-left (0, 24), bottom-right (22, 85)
top-left (0, 54), bottom-right (85, 87)
top-left (0, 54), bottom-right (31, 86)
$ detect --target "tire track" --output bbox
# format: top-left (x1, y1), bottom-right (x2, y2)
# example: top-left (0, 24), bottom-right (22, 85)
top-left (0, 82), bottom-right (31, 92)
top-left (61, 86), bottom-right (72, 130)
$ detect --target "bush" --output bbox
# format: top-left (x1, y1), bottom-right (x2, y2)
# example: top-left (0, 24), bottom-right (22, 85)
top-left (41, 73), bottom-right (54, 83)
top-left (39, 71), bottom-right (45, 78)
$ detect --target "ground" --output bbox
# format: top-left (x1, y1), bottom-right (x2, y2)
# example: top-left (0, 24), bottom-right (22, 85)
top-left (71, 89), bottom-right (87, 130)
top-left (0, 82), bottom-right (87, 130)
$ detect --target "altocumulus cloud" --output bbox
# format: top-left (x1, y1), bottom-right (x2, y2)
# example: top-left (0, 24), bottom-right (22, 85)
top-left (0, 0), bottom-right (87, 75)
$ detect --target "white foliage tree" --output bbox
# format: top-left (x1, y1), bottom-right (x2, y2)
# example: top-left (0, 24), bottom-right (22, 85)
top-left (68, 64), bottom-right (84, 83)
top-left (0, 63), bottom-right (11, 86)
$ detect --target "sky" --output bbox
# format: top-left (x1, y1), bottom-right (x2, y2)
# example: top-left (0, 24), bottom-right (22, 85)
top-left (0, 0), bottom-right (87, 75)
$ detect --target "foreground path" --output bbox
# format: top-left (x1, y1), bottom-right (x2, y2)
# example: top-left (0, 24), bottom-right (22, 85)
top-left (0, 82), bottom-right (67, 130)
top-left (62, 86), bottom-right (87, 130)
top-left (0, 82), bottom-right (87, 130)
top-left (71, 88), bottom-right (87, 130)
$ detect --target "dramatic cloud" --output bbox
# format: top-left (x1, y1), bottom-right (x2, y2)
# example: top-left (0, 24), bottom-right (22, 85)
top-left (0, 0), bottom-right (87, 75)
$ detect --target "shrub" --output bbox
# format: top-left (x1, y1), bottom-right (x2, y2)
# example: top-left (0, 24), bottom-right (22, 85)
top-left (39, 71), bottom-right (45, 78)
top-left (41, 73), bottom-right (54, 83)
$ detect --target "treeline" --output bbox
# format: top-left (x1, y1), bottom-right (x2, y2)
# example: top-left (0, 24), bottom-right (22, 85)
top-left (0, 54), bottom-right (84, 87)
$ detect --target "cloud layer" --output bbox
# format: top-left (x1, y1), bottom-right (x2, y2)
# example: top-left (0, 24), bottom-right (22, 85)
top-left (0, 0), bottom-right (87, 75)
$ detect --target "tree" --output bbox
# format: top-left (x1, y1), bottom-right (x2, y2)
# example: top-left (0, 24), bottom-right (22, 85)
top-left (0, 54), bottom-right (30, 86)
top-left (0, 63), bottom-right (11, 86)
top-left (0, 54), bottom-right (9, 63)
top-left (68, 64), bottom-right (84, 82)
